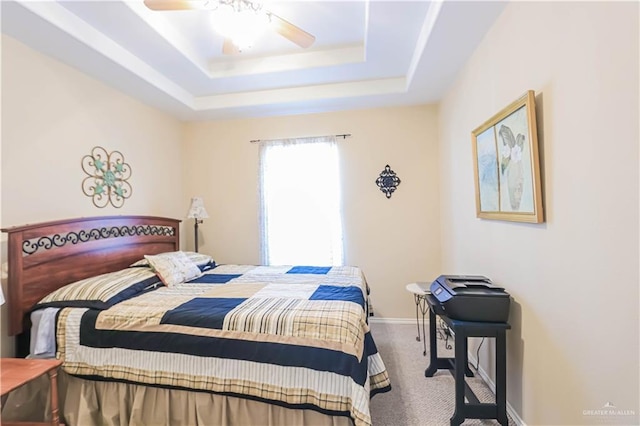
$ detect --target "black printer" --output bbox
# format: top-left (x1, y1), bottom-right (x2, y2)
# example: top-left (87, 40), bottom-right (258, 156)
top-left (429, 275), bottom-right (510, 322)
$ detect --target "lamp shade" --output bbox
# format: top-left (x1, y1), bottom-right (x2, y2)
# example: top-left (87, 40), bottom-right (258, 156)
top-left (0, 285), bottom-right (5, 306)
top-left (187, 197), bottom-right (209, 219)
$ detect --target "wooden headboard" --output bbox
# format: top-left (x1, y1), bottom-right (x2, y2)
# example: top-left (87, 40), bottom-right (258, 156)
top-left (1, 216), bottom-right (180, 337)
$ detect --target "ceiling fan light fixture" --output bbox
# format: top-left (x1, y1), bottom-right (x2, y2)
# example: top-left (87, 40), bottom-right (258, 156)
top-left (210, 0), bottom-right (270, 50)
top-left (144, 0), bottom-right (314, 52)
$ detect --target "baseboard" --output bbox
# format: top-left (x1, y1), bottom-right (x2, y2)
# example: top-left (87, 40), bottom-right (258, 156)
top-left (467, 352), bottom-right (527, 426)
top-left (368, 317), bottom-right (419, 325)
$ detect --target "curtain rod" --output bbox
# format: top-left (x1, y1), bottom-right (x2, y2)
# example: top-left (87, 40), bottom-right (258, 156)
top-left (249, 134), bottom-right (351, 144)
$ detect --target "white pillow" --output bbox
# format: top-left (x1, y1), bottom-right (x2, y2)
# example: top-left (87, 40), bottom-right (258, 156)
top-left (144, 251), bottom-right (203, 287)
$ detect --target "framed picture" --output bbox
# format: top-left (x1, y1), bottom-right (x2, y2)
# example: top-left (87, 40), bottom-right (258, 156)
top-left (471, 90), bottom-right (544, 223)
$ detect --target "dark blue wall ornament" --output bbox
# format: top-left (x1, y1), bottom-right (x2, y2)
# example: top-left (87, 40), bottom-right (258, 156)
top-left (375, 165), bottom-right (401, 198)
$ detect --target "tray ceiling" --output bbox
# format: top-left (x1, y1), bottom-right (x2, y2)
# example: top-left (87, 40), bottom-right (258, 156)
top-left (2, 1), bottom-right (506, 121)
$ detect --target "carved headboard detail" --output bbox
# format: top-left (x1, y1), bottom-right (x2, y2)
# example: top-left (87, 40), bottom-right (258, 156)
top-left (2, 216), bottom-right (180, 337)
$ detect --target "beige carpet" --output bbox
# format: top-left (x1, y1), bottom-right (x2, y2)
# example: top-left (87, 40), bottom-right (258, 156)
top-left (369, 322), bottom-right (515, 426)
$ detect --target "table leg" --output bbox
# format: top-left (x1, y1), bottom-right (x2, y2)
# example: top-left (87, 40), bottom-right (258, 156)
top-left (421, 299), bottom-right (427, 356)
top-left (414, 294), bottom-right (421, 342)
top-left (450, 329), bottom-right (467, 426)
top-left (496, 330), bottom-right (508, 426)
top-left (424, 307), bottom-right (438, 377)
top-left (48, 368), bottom-right (60, 426)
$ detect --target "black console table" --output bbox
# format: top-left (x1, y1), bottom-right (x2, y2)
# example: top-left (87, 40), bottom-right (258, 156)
top-left (424, 294), bottom-right (510, 426)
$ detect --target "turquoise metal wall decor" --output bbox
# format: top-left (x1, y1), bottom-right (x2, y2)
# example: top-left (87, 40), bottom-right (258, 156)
top-left (81, 146), bottom-right (132, 208)
top-left (375, 164), bottom-right (401, 199)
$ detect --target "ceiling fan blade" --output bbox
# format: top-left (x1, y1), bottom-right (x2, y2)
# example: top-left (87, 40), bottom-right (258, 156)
top-left (268, 13), bottom-right (315, 48)
top-left (222, 38), bottom-right (241, 55)
top-left (143, 0), bottom-right (202, 11)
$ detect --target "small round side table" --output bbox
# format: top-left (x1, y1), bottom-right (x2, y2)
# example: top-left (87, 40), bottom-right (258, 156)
top-left (405, 282), bottom-right (430, 356)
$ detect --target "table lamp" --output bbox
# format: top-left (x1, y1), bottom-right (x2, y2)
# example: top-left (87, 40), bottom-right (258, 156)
top-left (187, 197), bottom-right (209, 252)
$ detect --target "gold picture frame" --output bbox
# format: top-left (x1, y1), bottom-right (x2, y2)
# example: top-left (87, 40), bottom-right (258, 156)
top-left (471, 90), bottom-right (544, 223)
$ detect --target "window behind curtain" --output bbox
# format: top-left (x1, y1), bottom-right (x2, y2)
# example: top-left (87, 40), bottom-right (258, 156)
top-left (259, 136), bottom-right (344, 266)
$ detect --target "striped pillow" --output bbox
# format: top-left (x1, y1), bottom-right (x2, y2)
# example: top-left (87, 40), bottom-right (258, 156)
top-left (36, 268), bottom-right (161, 310)
top-left (130, 251), bottom-right (215, 271)
top-left (144, 251), bottom-right (203, 287)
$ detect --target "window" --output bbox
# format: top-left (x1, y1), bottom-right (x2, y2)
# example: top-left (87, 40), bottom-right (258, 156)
top-left (259, 136), bottom-right (344, 266)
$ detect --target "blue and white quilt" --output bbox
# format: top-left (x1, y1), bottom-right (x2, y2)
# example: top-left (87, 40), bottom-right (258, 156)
top-left (55, 265), bottom-right (391, 426)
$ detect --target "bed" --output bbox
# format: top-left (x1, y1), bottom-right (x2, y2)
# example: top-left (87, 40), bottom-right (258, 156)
top-left (1, 215), bottom-right (390, 426)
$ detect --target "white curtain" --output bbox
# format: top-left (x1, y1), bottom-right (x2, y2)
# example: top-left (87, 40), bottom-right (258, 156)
top-left (259, 136), bottom-right (344, 266)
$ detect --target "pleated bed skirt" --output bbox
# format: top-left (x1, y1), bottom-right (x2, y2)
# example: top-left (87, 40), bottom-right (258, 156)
top-left (2, 370), bottom-right (353, 426)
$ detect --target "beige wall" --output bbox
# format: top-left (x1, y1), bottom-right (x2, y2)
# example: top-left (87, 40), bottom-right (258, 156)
top-left (0, 36), bottom-right (3, 356)
top-left (183, 105), bottom-right (440, 318)
top-left (3, 2), bottom-right (638, 422)
top-left (0, 35), bottom-right (185, 356)
top-left (439, 2), bottom-right (639, 425)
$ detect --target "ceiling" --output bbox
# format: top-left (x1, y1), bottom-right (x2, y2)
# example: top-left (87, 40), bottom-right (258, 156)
top-left (1, 1), bottom-right (506, 121)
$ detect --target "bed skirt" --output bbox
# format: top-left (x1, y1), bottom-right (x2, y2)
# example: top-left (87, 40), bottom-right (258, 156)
top-left (2, 371), bottom-right (353, 426)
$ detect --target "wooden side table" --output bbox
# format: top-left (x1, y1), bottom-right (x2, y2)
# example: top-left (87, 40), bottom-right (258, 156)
top-left (1, 358), bottom-right (63, 426)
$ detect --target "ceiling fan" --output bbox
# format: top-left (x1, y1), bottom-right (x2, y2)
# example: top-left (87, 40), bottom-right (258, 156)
top-left (143, 0), bottom-right (316, 54)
